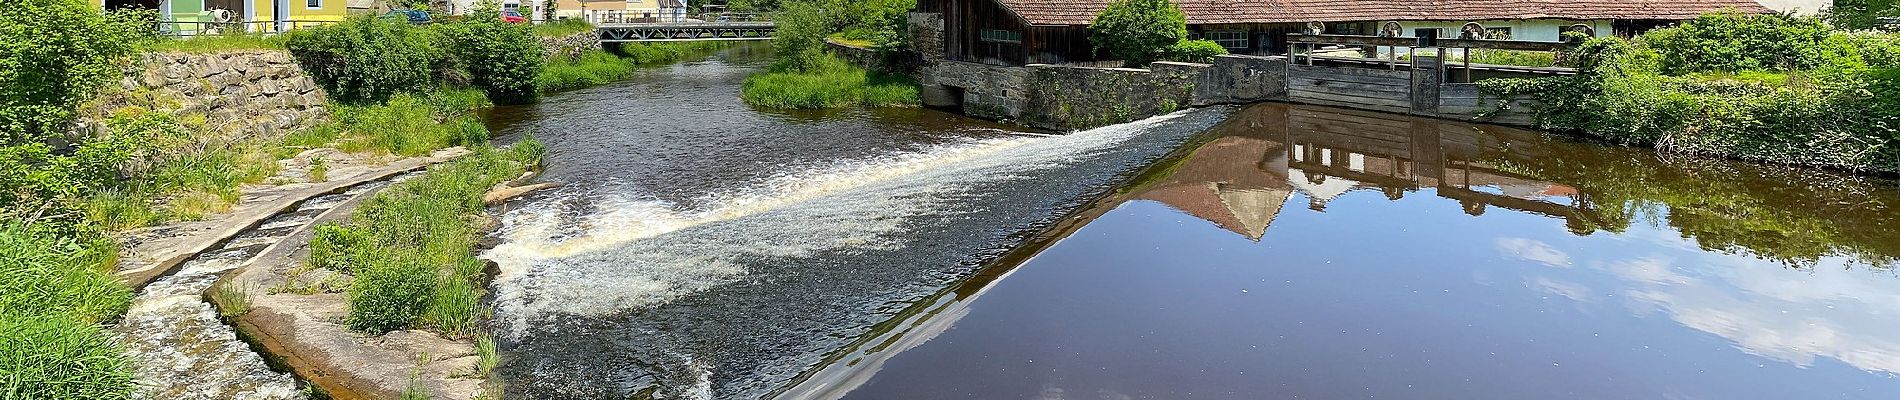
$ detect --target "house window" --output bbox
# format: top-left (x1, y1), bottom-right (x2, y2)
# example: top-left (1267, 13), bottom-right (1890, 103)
top-left (980, 29), bottom-right (1023, 44)
top-left (305, 0), bottom-right (319, 8)
top-left (1205, 31), bottom-right (1248, 49)
top-left (1484, 27), bottom-right (1513, 40)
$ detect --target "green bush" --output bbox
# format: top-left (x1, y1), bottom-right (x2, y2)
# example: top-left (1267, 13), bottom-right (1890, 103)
top-left (324, 143), bottom-right (542, 335)
top-left (1479, 13), bottom-right (1900, 173)
top-left (0, 315), bottom-right (133, 399)
top-left (770, 2), bottom-right (834, 71)
top-left (742, 55), bottom-right (920, 108)
top-left (1090, 0), bottom-right (1188, 67)
top-left (1164, 39), bottom-right (1228, 63)
top-left (0, 0), bottom-right (150, 142)
top-left (1641, 11), bottom-right (1832, 74)
top-left (532, 18), bottom-right (594, 37)
top-left (436, 6), bottom-right (544, 105)
top-left (286, 16), bottom-right (440, 104)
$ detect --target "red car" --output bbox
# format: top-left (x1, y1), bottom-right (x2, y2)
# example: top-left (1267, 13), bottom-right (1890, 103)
top-left (501, 9), bottom-right (527, 24)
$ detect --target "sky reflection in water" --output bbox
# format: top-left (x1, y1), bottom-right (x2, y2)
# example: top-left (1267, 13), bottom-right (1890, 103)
top-left (811, 103), bottom-right (1900, 400)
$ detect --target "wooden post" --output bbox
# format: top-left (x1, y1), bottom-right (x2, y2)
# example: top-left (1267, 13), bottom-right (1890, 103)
top-left (1410, 52), bottom-right (1442, 116)
top-left (1463, 47), bottom-right (1472, 83)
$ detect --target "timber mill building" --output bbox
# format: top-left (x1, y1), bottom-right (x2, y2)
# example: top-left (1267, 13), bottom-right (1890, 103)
top-left (914, 0), bottom-right (1776, 65)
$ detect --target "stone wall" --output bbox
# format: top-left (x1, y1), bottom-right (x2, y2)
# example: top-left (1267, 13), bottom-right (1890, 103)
top-left (1018, 63), bottom-right (1204, 131)
top-left (540, 31), bottom-right (600, 60)
top-left (919, 61), bottom-right (1032, 122)
top-left (908, 13), bottom-right (946, 64)
top-left (82, 51), bottom-right (328, 146)
top-left (824, 39), bottom-right (881, 71)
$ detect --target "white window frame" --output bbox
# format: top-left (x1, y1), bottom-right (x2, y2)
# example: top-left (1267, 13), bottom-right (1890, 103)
top-left (305, 0), bottom-right (320, 9)
top-left (1206, 31), bottom-right (1248, 49)
top-left (980, 29), bottom-right (1022, 44)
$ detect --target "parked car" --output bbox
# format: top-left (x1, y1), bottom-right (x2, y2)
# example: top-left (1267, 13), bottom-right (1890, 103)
top-left (501, 9), bottom-right (527, 24)
top-left (383, 9), bottom-right (431, 24)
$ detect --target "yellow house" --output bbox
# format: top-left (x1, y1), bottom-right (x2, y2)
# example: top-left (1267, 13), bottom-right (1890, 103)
top-left (250, 0), bottom-right (347, 31)
top-left (556, 0), bottom-right (686, 23)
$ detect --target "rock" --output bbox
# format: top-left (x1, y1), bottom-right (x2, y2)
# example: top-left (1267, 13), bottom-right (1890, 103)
top-left (483, 182), bottom-right (563, 205)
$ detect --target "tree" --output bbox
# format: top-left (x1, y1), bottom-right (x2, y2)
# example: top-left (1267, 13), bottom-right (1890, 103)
top-left (1, 0), bottom-right (150, 143)
top-left (1089, 0), bottom-right (1188, 67)
top-left (437, 0), bottom-right (545, 104)
top-left (1824, 0), bottom-right (1900, 30)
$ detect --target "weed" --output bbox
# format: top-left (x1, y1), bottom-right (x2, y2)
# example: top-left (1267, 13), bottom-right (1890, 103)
top-left (210, 283), bottom-right (252, 318)
top-left (150, 34), bottom-right (289, 53)
top-left (475, 335), bottom-right (499, 377)
top-left (309, 155), bottom-right (329, 183)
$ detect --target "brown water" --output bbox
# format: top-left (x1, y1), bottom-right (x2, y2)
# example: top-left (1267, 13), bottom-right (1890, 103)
top-left (785, 103), bottom-right (1900, 400)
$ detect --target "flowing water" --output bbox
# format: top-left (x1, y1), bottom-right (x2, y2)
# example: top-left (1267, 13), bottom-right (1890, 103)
top-left (473, 46), bottom-right (1900, 399)
top-left (112, 179), bottom-right (401, 399)
top-left (482, 46), bottom-right (1234, 398)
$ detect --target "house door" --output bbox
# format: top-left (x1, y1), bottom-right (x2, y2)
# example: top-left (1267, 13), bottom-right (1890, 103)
top-left (273, 0), bottom-right (288, 31)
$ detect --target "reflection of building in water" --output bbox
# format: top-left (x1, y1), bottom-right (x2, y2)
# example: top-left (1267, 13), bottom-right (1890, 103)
top-left (1135, 103), bottom-right (1610, 239)
top-left (1133, 133), bottom-right (1293, 241)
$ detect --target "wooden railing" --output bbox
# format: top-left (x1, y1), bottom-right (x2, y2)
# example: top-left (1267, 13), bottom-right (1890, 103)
top-left (1284, 33), bottom-right (1578, 81)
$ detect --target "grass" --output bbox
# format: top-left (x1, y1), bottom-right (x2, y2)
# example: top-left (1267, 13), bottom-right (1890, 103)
top-left (825, 34), bottom-right (876, 48)
top-left (312, 143), bottom-right (543, 336)
top-left (741, 54), bottom-right (921, 109)
top-left (532, 19), bottom-right (594, 38)
top-left (474, 335), bottom-right (499, 377)
top-left (537, 50), bottom-right (641, 93)
top-left (149, 34), bottom-right (289, 53)
top-left (309, 155), bottom-right (329, 183)
top-left (1466, 49), bottom-right (1560, 67)
top-left (210, 283), bottom-right (252, 318)
top-left (538, 43), bottom-right (726, 93)
top-left (325, 90), bottom-right (492, 157)
top-left (0, 221), bottom-right (135, 399)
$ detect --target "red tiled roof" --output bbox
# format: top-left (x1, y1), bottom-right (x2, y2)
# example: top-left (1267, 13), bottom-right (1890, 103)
top-left (995, 0), bottom-right (1776, 26)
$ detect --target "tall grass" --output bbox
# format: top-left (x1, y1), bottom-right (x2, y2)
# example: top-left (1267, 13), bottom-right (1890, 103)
top-left (536, 43), bottom-right (726, 93)
top-left (537, 51), bottom-right (640, 93)
top-left (532, 19), bottom-right (594, 38)
top-left (149, 34), bottom-right (288, 53)
top-left (0, 221), bottom-right (135, 399)
top-left (328, 90), bottom-right (492, 157)
top-left (741, 55), bottom-right (920, 109)
top-left (312, 143), bottom-right (543, 336)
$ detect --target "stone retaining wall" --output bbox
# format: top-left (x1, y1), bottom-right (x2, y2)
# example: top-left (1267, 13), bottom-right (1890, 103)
top-left (81, 51), bottom-right (328, 147)
top-left (540, 31), bottom-right (600, 60)
top-left (1019, 62), bottom-right (1204, 131)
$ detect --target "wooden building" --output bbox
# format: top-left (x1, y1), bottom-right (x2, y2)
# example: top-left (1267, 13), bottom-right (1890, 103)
top-left (916, 0), bottom-right (1775, 66)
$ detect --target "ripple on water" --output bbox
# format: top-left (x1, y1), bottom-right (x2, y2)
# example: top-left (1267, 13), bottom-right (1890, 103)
top-left (113, 255), bottom-right (302, 400)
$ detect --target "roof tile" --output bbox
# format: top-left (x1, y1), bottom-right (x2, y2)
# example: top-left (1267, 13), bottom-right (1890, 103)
top-left (995, 0), bottom-right (1776, 26)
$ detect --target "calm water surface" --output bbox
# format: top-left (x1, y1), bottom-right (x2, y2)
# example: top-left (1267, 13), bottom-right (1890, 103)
top-left (485, 45), bottom-right (1900, 399)
top-left (798, 104), bottom-right (1900, 400)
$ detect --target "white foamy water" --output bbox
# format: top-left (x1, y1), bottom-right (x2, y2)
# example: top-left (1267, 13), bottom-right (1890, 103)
top-left (486, 112), bottom-right (1189, 338)
top-left (112, 254), bottom-right (303, 400)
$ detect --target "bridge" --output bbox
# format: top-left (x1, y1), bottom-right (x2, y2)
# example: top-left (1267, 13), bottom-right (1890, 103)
top-left (597, 22), bottom-right (776, 43)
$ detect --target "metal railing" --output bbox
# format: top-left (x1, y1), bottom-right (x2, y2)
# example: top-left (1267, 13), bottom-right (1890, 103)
top-left (1284, 33), bottom-right (1577, 80)
top-left (154, 20), bottom-right (339, 37)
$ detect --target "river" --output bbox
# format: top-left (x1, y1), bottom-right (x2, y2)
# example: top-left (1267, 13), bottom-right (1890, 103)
top-left (482, 45), bottom-right (1900, 399)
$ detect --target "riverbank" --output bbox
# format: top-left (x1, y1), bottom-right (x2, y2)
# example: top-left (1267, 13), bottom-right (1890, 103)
top-left (1478, 13), bottom-right (1900, 174)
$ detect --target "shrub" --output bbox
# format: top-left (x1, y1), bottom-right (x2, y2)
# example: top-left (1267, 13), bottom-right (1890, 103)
top-left (329, 91), bottom-right (491, 156)
top-left (1090, 0), bottom-right (1188, 67)
top-left (1478, 15), bottom-right (1900, 173)
top-left (770, 2), bottom-right (833, 71)
top-left (1164, 39), bottom-right (1228, 63)
top-left (1641, 11), bottom-right (1832, 74)
top-left (286, 16), bottom-right (439, 104)
top-left (436, 4), bottom-right (544, 105)
top-left (0, 0), bottom-right (151, 143)
top-left (326, 143), bottom-right (543, 335)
